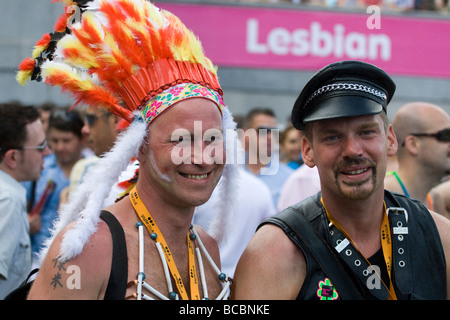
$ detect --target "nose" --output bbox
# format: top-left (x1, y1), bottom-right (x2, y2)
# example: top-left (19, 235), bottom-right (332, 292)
top-left (82, 122), bottom-right (90, 136)
top-left (43, 144), bottom-right (51, 157)
top-left (52, 140), bottom-right (65, 152)
top-left (192, 139), bottom-right (205, 165)
top-left (190, 138), bottom-right (225, 165)
top-left (342, 136), bottom-right (363, 159)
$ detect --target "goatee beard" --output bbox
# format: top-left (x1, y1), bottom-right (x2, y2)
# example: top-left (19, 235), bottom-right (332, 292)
top-left (334, 157), bottom-right (377, 200)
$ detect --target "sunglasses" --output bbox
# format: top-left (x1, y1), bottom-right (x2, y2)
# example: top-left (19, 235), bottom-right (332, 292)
top-left (257, 127), bottom-right (278, 134)
top-left (411, 128), bottom-right (450, 142)
top-left (85, 112), bottom-right (112, 127)
top-left (85, 113), bottom-right (99, 126)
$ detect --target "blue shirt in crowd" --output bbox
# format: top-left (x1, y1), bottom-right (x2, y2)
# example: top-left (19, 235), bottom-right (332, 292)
top-left (23, 153), bottom-right (70, 258)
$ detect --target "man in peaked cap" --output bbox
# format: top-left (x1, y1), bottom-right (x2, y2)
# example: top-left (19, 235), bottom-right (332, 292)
top-left (232, 61), bottom-right (450, 300)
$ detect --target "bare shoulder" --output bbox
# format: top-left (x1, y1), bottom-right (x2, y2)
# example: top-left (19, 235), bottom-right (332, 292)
top-left (432, 180), bottom-right (450, 198)
top-left (231, 223), bottom-right (305, 300)
top-left (430, 210), bottom-right (450, 242)
top-left (28, 219), bottom-right (113, 300)
top-left (430, 211), bottom-right (450, 257)
top-left (429, 211), bottom-right (450, 299)
top-left (430, 181), bottom-right (450, 219)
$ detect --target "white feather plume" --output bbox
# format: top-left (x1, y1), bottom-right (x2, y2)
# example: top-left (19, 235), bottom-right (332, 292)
top-left (207, 107), bottom-right (241, 244)
top-left (38, 113), bottom-right (147, 262)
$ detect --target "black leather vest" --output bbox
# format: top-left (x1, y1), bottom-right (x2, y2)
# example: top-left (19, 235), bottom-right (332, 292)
top-left (261, 191), bottom-right (446, 300)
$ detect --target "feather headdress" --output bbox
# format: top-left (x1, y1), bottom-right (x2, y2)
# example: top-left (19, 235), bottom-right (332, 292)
top-left (18, 0), bottom-right (239, 262)
top-left (18, 0), bottom-right (223, 122)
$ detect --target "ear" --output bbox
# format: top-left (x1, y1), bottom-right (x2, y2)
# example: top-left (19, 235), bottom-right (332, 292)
top-left (136, 141), bottom-right (147, 164)
top-left (402, 135), bottom-right (420, 156)
top-left (136, 130), bottom-right (151, 164)
top-left (386, 124), bottom-right (398, 157)
top-left (301, 136), bottom-right (316, 168)
top-left (111, 114), bottom-right (123, 131)
top-left (2, 149), bottom-right (18, 170)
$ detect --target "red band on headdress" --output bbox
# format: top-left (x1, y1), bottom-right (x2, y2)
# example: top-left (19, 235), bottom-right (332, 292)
top-left (117, 58), bottom-right (223, 111)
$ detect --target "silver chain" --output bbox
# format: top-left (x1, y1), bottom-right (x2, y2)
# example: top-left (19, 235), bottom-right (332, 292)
top-left (304, 83), bottom-right (387, 109)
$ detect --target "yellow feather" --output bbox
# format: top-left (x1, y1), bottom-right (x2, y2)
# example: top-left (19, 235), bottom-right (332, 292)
top-left (59, 36), bottom-right (99, 69)
top-left (31, 45), bottom-right (47, 59)
top-left (15, 70), bottom-right (32, 86)
top-left (42, 61), bottom-right (94, 92)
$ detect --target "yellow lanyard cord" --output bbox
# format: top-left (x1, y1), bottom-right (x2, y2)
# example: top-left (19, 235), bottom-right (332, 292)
top-left (321, 198), bottom-right (397, 300)
top-left (379, 209), bottom-right (397, 300)
top-left (129, 186), bottom-right (200, 300)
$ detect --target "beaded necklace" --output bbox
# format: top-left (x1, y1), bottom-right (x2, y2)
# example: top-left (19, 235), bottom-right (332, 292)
top-left (127, 186), bottom-right (230, 300)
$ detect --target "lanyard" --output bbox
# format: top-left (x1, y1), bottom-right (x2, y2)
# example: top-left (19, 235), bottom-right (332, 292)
top-left (387, 171), bottom-right (410, 197)
top-left (129, 186), bottom-right (200, 300)
top-left (379, 208), bottom-right (396, 300)
top-left (321, 198), bottom-right (397, 300)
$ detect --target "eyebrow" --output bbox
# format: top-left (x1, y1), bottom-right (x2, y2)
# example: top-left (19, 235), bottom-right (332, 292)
top-left (356, 122), bottom-right (382, 132)
top-left (317, 120), bottom-right (381, 136)
top-left (324, 119), bottom-right (379, 130)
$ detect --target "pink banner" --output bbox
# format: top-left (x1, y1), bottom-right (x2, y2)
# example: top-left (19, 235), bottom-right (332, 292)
top-left (159, 2), bottom-right (450, 78)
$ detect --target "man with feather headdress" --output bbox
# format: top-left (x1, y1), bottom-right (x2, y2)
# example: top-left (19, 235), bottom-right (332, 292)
top-left (15, 0), bottom-right (237, 300)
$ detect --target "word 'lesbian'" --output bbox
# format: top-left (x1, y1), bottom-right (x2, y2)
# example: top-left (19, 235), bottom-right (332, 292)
top-left (246, 19), bottom-right (391, 61)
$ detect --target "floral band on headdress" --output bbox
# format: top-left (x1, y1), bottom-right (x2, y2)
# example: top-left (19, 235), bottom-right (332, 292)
top-left (142, 83), bottom-right (225, 125)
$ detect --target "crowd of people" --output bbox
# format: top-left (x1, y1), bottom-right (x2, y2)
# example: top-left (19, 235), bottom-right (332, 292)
top-left (1, 0), bottom-right (449, 301)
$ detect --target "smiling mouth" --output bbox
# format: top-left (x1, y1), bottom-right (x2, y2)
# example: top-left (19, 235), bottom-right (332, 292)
top-left (342, 168), bottom-right (370, 175)
top-left (180, 173), bottom-right (209, 180)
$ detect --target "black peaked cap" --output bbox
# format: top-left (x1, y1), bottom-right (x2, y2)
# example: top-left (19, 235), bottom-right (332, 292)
top-left (291, 60), bottom-right (396, 130)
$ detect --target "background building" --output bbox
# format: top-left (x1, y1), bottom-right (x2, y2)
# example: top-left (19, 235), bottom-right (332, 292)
top-left (2, 0), bottom-right (449, 127)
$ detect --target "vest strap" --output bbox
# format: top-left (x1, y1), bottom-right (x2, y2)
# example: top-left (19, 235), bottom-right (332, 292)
top-left (262, 198), bottom-right (363, 300)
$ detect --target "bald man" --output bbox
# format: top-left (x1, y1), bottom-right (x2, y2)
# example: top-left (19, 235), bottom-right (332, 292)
top-left (385, 102), bottom-right (450, 211)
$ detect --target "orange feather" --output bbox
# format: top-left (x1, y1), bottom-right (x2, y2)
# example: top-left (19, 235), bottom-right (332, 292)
top-left (18, 57), bottom-right (35, 71)
top-left (54, 12), bottom-right (69, 32)
top-left (36, 33), bottom-right (51, 47)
